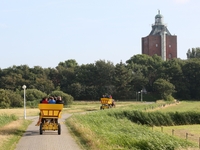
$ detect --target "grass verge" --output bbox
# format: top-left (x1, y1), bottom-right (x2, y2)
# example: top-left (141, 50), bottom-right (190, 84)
top-left (0, 119), bottom-right (32, 150)
top-left (66, 110), bottom-right (196, 150)
top-left (0, 114), bottom-right (18, 127)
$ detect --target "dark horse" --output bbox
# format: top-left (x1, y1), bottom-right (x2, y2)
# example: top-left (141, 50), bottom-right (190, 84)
top-left (111, 99), bottom-right (116, 108)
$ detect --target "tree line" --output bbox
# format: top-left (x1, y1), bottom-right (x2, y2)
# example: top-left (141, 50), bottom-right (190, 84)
top-left (0, 48), bottom-right (200, 108)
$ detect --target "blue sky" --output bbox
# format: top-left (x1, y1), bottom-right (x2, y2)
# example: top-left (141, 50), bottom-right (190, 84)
top-left (0, 0), bottom-right (199, 69)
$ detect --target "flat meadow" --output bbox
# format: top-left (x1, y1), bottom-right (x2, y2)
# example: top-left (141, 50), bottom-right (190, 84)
top-left (1, 100), bottom-right (200, 150)
top-left (66, 101), bottom-right (200, 150)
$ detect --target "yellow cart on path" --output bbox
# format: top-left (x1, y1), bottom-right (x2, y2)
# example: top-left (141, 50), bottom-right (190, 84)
top-left (38, 104), bottom-right (63, 135)
top-left (100, 98), bottom-right (114, 109)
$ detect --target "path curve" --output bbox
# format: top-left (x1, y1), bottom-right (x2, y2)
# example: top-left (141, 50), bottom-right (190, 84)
top-left (15, 114), bottom-right (82, 150)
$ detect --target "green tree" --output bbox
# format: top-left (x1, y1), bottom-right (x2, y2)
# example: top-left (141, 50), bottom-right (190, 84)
top-left (114, 61), bottom-right (133, 99)
top-left (68, 83), bottom-right (82, 100)
top-left (126, 54), bottom-right (164, 92)
top-left (58, 59), bottom-right (78, 68)
top-left (75, 63), bottom-right (96, 86)
top-left (187, 47), bottom-right (200, 59)
top-left (48, 68), bottom-right (61, 89)
top-left (0, 89), bottom-right (10, 108)
top-left (0, 70), bottom-right (27, 91)
top-left (153, 78), bottom-right (175, 101)
top-left (94, 60), bottom-right (115, 96)
top-left (74, 64), bottom-right (99, 99)
top-left (34, 78), bottom-right (55, 94)
top-left (56, 59), bottom-right (78, 94)
top-left (181, 59), bottom-right (200, 99)
top-left (162, 59), bottom-right (187, 99)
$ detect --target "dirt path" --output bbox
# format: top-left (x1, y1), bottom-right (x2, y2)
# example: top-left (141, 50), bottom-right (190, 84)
top-left (15, 114), bottom-right (82, 150)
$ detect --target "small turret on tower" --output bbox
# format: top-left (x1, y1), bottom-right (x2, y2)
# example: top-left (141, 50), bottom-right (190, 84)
top-left (155, 10), bottom-right (163, 25)
top-left (149, 10), bottom-right (171, 36)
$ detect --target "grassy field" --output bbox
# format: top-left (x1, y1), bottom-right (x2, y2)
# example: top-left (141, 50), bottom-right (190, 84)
top-left (0, 100), bottom-right (172, 117)
top-left (0, 101), bottom-right (137, 117)
top-left (1, 100), bottom-right (200, 150)
top-left (153, 101), bottom-right (200, 112)
top-left (153, 124), bottom-right (200, 146)
top-left (151, 101), bottom-right (200, 147)
top-left (0, 101), bottom-right (138, 149)
top-left (66, 100), bottom-right (200, 150)
top-left (0, 108), bottom-right (39, 117)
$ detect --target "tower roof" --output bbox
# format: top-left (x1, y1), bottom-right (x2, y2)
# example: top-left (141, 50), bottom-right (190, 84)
top-left (155, 10), bottom-right (163, 19)
top-left (149, 10), bottom-right (171, 36)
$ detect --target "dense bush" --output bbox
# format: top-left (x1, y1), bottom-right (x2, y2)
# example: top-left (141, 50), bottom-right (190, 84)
top-left (22, 89), bottom-right (46, 101)
top-left (0, 89), bottom-right (23, 108)
top-left (50, 90), bottom-right (74, 105)
top-left (109, 110), bottom-right (200, 126)
top-left (0, 88), bottom-right (74, 108)
top-left (26, 100), bottom-right (40, 108)
top-left (8, 90), bottom-right (23, 107)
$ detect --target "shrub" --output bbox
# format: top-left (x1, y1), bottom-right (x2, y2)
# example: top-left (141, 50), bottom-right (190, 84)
top-left (22, 89), bottom-right (46, 101)
top-left (109, 110), bottom-right (200, 126)
top-left (50, 90), bottom-right (74, 105)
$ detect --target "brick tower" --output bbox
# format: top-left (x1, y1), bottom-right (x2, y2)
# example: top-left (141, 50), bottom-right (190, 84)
top-left (142, 10), bottom-right (177, 60)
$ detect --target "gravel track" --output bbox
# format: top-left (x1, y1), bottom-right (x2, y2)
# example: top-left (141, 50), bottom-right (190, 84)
top-left (15, 114), bottom-right (82, 150)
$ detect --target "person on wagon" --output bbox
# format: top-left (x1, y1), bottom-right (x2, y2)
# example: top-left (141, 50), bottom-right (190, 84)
top-left (35, 97), bottom-right (48, 126)
top-left (48, 96), bottom-right (56, 104)
top-left (56, 96), bottom-right (64, 104)
top-left (40, 97), bottom-right (48, 103)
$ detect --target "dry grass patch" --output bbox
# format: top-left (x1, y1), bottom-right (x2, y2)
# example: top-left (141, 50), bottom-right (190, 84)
top-left (0, 120), bottom-right (22, 146)
top-left (0, 108), bottom-right (39, 117)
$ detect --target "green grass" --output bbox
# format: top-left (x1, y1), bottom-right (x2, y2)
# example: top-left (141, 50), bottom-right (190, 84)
top-left (66, 108), bottom-right (196, 150)
top-left (65, 100), bottom-right (200, 149)
top-left (156, 101), bottom-right (200, 112)
top-left (0, 114), bottom-right (18, 127)
top-left (152, 124), bottom-right (200, 144)
top-left (64, 101), bottom-right (150, 113)
top-left (1, 100), bottom-right (199, 150)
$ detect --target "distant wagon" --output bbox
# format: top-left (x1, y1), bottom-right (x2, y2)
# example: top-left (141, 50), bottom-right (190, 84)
top-left (38, 104), bottom-right (63, 135)
top-left (100, 97), bottom-right (115, 110)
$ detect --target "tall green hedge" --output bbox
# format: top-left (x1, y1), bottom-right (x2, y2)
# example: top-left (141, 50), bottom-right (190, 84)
top-left (109, 110), bottom-right (200, 126)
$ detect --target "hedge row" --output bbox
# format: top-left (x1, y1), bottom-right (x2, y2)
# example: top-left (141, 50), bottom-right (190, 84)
top-left (109, 110), bottom-right (200, 126)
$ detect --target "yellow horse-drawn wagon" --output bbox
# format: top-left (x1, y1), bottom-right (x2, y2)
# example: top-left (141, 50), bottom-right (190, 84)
top-left (100, 97), bottom-right (115, 109)
top-left (38, 104), bottom-right (63, 135)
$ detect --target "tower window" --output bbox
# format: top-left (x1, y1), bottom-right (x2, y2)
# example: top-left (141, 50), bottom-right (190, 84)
top-left (156, 44), bottom-right (158, 47)
top-left (169, 45), bottom-right (171, 47)
top-left (169, 53), bottom-right (172, 59)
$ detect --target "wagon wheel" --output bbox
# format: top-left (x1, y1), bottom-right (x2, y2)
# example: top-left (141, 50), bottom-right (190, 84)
top-left (40, 123), bottom-right (43, 135)
top-left (100, 106), bottom-right (103, 110)
top-left (58, 123), bottom-right (61, 135)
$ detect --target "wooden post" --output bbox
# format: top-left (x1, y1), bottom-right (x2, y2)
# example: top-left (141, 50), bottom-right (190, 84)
top-left (172, 129), bottom-right (174, 136)
top-left (186, 133), bottom-right (188, 140)
top-left (161, 126), bottom-right (163, 132)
